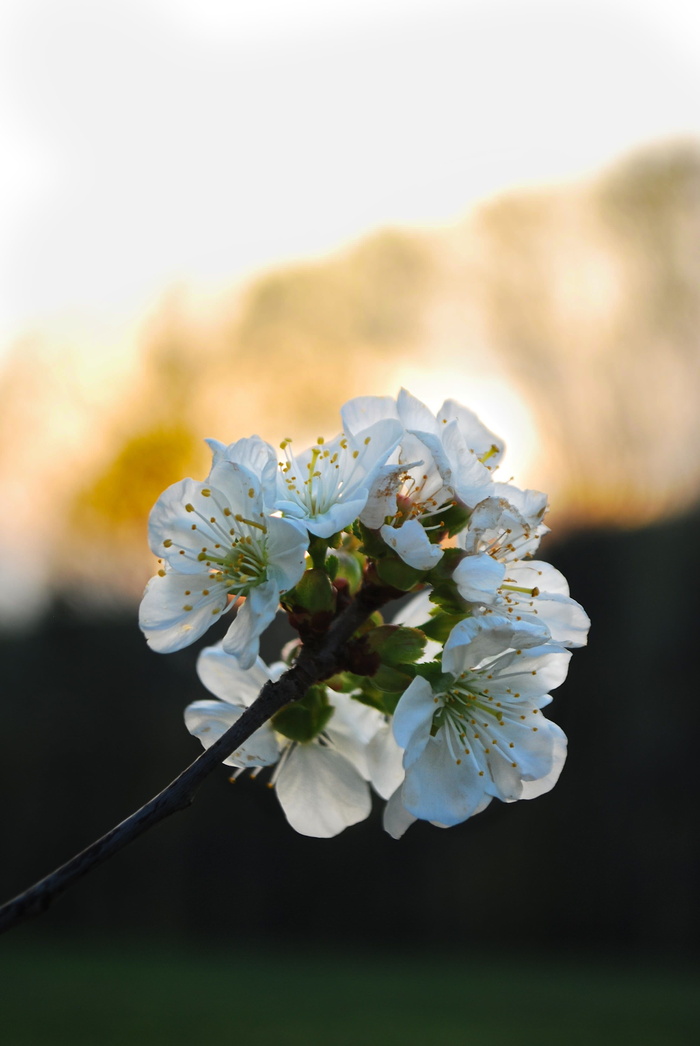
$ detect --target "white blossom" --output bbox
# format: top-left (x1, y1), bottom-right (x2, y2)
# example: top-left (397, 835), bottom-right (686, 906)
top-left (341, 389), bottom-right (501, 569)
top-left (392, 615), bottom-right (571, 827)
top-left (139, 453), bottom-right (308, 665)
top-left (273, 419), bottom-right (403, 538)
top-left (186, 644), bottom-right (395, 838)
top-left (454, 492), bottom-right (590, 647)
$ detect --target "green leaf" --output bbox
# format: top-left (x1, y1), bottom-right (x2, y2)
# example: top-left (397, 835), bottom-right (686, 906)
top-left (373, 663), bottom-right (415, 693)
top-left (421, 611), bottom-right (469, 644)
top-left (357, 523), bottom-right (387, 558)
top-left (364, 625), bottom-right (427, 666)
top-left (272, 686), bottom-right (334, 743)
top-left (376, 556), bottom-right (424, 591)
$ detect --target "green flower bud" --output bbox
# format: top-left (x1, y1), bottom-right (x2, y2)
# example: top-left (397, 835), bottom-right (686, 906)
top-left (292, 567), bottom-right (336, 614)
top-left (272, 685), bottom-right (334, 743)
top-left (364, 625), bottom-right (427, 667)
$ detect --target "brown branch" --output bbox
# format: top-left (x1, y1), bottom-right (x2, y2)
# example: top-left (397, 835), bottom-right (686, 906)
top-left (0, 581), bottom-right (393, 936)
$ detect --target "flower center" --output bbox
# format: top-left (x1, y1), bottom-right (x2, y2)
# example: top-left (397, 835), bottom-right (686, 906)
top-left (431, 671), bottom-right (519, 769)
top-left (278, 435), bottom-right (368, 517)
top-left (181, 492), bottom-right (269, 596)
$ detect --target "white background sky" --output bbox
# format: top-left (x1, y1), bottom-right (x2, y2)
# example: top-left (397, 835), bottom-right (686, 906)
top-left (1, 0), bottom-right (699, 353)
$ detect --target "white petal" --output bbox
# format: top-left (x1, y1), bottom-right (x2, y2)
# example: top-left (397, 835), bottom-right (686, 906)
top-left (402, 735), bottom-right (488, 826)
top-left (324, 692), bottom-right (385, 778)
top-left (359, 464), bottom-right (404, 529)
top-left (383, 786), bottom-right (417, 839)
top-left (519, 725), bottom-right (567, 798)
top-left (205, 438), bottom-right (227, 466)
top-left (442, 615), bottom-right (544, 676)
top-left (207, 435), bottom-right (278, 503)
top-left (439, 421), bottom-right (496, 505)
top-left (396, 388), bottom-right (439, 435)
top-left (208, 460), bottom-right (264, 520)
top-left (276, 744), bottom-right (371, 837)
top-left (366, 722), bottom-right (406, 799)
top-left (380, 520), bottom-right (444, 571)
top-left (196, 643), bottom-right (273, 706)
top-left (347, 418), bottom-right (404, 482)
top-left (264, 515), bottom-right (309, 590)
top-left (392, 589), bottom-right (432, 628)
top-left (341, 395), bottom-right (399, 434)
top-left (521, 594), bottom-right (591, 648)
top-left (392, 676), bottom-right (435, 755)
top-left (139, 571), bottom-right (229, 653)
top-left (148, 477), bottom-right (219, 572)
top-left (453, 552), bottom-right (506, 602)
top-left (494, 646), bottom-right (572, 698)
top-left (507, 560), bottom-right (570, 595)
top-left (222, 581), bottom-right (279, 668)
top-left (437, 399), bottom-right (505, 463)
top-left (491, 483), bottom-right (548, 522)
top-left (490, 716), bottom-right (566, 794)
top-left (302, 495), bottom-right (370, 538)
top-left (458, 497), bottom-right (512, 553)
top-left (184, 699), bottom-right (281, 767)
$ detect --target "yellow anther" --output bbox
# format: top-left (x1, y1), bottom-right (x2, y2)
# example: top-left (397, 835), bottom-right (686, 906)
top-left (163, 539), bottom-right (173, 548)
top-left (182, 604), bottom-right (193, 612)
top-left (201, 489), bottom-right (211, 497)
top-left (185, 503), bottom-right (194, 512)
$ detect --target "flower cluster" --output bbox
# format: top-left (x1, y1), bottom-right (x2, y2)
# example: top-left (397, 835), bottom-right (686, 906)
top-left (140, 389), bottom-right (589, 838)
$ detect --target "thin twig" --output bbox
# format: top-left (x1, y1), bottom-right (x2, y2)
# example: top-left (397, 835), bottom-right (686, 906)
top-left (0, 582), bottom-right (393, 935)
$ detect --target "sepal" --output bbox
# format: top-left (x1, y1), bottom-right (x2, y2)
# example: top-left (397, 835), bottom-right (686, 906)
top-left (272, 685), bottom-right (334, 743)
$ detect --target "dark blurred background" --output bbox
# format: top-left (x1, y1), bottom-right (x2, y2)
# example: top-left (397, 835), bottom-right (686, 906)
top-left (2, 3), bottom-right (700, 1042)
top-left (2, 511), bottom-right (699, 955)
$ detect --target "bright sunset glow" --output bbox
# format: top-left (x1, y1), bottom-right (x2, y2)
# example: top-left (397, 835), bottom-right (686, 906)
top-left (2, 0), bottom-right (700, 346)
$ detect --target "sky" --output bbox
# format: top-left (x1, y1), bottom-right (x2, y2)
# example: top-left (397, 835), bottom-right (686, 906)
top-left (1, 0), bottom-right (700, 354)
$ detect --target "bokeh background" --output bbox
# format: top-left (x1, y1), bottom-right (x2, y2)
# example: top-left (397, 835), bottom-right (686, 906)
top-left (1, 1), bottom-right (699, 1043)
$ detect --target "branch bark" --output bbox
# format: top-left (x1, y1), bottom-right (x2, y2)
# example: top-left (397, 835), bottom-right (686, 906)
top-left (0, 581), bottom-right (393, 936)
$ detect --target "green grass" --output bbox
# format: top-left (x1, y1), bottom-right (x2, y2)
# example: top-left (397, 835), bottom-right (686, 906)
top-left (0, 938), bottom-right (697, 1046)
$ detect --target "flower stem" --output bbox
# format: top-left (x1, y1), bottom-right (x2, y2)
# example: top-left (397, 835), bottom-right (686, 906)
top-left (0, 581), bottom-right (394, 936)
